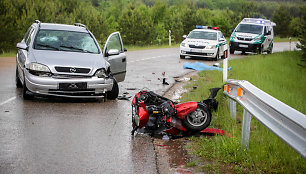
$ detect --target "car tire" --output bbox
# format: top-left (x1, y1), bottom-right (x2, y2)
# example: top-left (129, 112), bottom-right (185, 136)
top-left (107, 78), bottom-right (119, 100)
top-left (16, 67), bottom-right (22, 88)
top-left (180, 55), bottom-right (185, 59)
top-left (230, 48), bottom-right (234, 54)
top-left (214, 49), bottom-right (219, 61)
top-left (23, 79), bottom-right (33, 100)
top-left (267, 44), bottom-right (273, 54)
top-left (182, 103), bottom-right (211, 132)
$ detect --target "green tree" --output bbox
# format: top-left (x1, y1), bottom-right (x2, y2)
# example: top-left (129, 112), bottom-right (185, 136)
top-left (272, 5), bottom-right (292, 38)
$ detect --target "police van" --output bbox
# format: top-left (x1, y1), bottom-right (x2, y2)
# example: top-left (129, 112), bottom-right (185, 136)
top-left (230, 18), bottom-right (276, 54)
top-left (180, 25), bottom-right (228, 61)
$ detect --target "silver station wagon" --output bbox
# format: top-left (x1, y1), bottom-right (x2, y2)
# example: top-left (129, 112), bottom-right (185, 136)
top-left (16, 20), bottom-right (127, 100)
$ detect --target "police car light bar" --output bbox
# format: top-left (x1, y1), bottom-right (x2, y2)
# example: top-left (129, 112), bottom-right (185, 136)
top-left (196, 25), bottom-right (219, 30)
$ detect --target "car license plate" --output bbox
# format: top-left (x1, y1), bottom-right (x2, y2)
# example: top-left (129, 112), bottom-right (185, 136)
top-left (239, 44), bottom-right (248, 48)
top-left (190, 49), bottom-right (201, 53)
top-left (59, 82), bottom-right (87, 90)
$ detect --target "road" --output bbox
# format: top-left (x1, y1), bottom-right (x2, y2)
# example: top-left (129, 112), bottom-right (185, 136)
top-left (0, 42), bottom-right (298, 174)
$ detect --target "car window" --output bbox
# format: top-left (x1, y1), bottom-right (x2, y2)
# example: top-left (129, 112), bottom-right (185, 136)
top-left (187, 31), bottom-right (217, 40)
top-left (106, 34), bottom-right (122, 53)
top-left (235, 24), bottom-right (263, 35)
top-left (33, 30), bottom-right (99, 54)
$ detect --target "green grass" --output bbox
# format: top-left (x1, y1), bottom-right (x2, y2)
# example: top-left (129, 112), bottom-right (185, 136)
top-left (274, 36), bottom-right (299, 42)
top-left (125, 43), bottom-right (180, 51)
top-left (0, 51), bottom-right (16, 57)
top-left (180, 51), bottom-right (306, 173)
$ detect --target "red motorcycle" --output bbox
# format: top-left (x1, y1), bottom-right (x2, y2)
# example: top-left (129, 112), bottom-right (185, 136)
top-left (131, 88), bottom-right (221, 136)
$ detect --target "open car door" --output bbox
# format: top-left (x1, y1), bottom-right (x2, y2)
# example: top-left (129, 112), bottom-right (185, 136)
top-left (103, 32), bottom-right (126, 82)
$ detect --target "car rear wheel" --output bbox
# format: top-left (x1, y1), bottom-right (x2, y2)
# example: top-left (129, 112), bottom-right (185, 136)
top-left (107, 78), bottom-right (119, 100)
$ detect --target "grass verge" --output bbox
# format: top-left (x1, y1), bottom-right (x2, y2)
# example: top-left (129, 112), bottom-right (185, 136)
top-left (180, 51), bottom-right (306, 173)
top-left (0, 51), bottom-right (16, 57)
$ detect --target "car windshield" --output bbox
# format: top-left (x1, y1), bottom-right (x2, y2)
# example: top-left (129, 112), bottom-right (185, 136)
top-left (33, 30), bottom-right (99, 54)
top-left (187, 31), bottom-right (217, 40)
top-left (235, 24), bottom-right (263, 35)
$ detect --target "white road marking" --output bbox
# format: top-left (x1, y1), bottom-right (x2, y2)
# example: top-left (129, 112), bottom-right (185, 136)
top-left (0, 97), bottom-right (16, 106)
top-left (128, 54), bottom-right (176, 63)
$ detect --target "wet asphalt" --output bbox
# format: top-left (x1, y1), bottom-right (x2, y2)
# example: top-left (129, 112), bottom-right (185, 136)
top-left (0, 42), bottom-right (297, 174)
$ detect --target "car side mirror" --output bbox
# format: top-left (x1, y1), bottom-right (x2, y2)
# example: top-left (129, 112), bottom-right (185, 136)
top-left (267, 30), bottom-right (271, 35)
top-left (182, 35), bottom-right (187, 39)
top-left (219, 38), bottom-right (225, 42)
top-left (107, 49), bottom-right (120, 56)
top-left (124, 48), bottom-right (127, 52)
top-left (16, 42), bottom-right (28, 50)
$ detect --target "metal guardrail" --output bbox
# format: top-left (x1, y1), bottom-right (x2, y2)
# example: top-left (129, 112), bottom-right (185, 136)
top-left (223, 79), bottom-right (306, 158)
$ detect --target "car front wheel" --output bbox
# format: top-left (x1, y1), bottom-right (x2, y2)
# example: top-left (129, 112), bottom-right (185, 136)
top-left (22, 79), bottom-right (33, 100)
top-left (107, 78), bottom-right (119, 100)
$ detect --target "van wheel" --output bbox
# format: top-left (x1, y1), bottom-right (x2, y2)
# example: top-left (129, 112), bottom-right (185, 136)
top-left (107, 78), bottom-right (119, 100)
top-left (267, 44), bottom-right (273, 54)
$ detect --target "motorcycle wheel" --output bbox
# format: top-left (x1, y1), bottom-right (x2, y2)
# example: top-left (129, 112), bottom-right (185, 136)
top-left (182, 103), bottom-right (211, 132)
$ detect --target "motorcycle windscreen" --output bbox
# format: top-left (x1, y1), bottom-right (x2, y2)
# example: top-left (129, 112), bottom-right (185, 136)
top-left (103, 32), bottom-right (126, 82)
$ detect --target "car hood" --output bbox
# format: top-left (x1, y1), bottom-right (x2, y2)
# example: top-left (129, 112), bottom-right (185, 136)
top-left (183, 39), bottom-right (218, 46)
top-left (31, 50), bottom-right (109, 74)
top-left (235, 32), bottom-right (261, 39)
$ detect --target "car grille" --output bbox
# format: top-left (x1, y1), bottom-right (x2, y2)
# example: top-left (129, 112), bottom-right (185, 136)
top-left (237, 37), bottom-right (252, 41)
top-left (52, 74), bottom-right (91, 79)
top-left (189, 45), bottom-right (206, 49)
top-left (55, 66), bottom-right (91, 74)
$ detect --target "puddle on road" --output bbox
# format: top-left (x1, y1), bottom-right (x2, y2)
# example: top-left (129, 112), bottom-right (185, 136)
top-left (154, 137), bottom-right (195, 174)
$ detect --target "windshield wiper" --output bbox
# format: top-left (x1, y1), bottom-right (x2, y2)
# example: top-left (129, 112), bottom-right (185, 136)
top-left (36, 44), bottom-right (61, 51)
top-left (60, 45), bottom-right (84, 52)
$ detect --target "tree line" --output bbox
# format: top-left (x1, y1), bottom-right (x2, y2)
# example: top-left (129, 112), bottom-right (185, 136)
top-left (0, 0), bottom-right (305, 53)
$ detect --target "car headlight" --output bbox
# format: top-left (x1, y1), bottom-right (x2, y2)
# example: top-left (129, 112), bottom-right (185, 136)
top-left (95, 68), bottom-right (108, 78)
top-left (206, 45), bottom-right (216, 49)
top-left (28, 63), bottom-right (51, 76)
top-left (181, 43), bottom-right (186, 47)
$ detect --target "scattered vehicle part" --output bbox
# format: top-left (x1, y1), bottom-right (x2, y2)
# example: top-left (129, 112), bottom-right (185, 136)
top-left (16, 20), bottom-right (127, 100)
top-left (180, 25), bottom-right (228, 60)
top-left (131, 88), bottom-right (221, 137)
top-left (230, 18), bottom-right (276, 54)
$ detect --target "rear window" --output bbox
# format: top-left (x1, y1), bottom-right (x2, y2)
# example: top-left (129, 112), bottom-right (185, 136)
top-left (33, 30), bottom-right (99, 54)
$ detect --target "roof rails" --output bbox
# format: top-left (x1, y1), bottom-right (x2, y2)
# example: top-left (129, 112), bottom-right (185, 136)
top-left (34, 20), bottom-right (41, 28)
top-left (74, 23), bottom-right (88, 30)
top-left (242, 18), bottom-right (273, 25)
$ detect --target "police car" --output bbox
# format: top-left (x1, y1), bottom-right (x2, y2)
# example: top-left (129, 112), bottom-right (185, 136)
top-left (180, 25), bottom-right (228, 61)
top-left (230, 18), bottom-right (276, 54)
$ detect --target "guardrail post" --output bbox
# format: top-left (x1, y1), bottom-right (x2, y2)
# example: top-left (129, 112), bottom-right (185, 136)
top-left (223, 57), bottom-right (228, 83)
top-left (241, 109), bottom-right (252, 150)
top-left (229, 99), bottom-right (237, 119)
